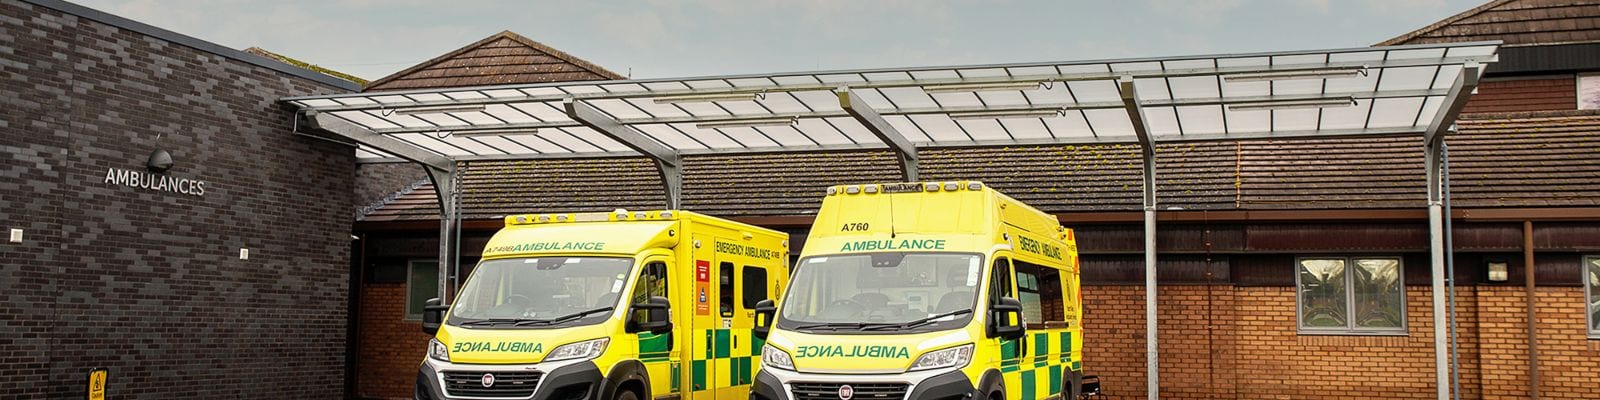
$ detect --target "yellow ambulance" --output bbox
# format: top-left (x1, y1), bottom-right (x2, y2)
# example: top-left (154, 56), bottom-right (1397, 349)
top-left (415, 210), bottom-right (789, 400)
top-left (751, 181), bottom-right (1093, 400)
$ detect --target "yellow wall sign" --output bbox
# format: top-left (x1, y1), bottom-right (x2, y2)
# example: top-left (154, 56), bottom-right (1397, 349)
top-left (87, 368), bottom-right (107, 400)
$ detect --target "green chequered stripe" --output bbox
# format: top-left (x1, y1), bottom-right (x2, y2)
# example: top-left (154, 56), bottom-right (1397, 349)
top-left (697, 328), bottom-right (758, 391)
top-left (671, 362), bottom-right (681, 391)
top-left (691, 359), bottom-right (706, 390)
top-left (639, 332), bottom-right (672, 362)
top-left (1002, 329), bottom-right (1080, 397)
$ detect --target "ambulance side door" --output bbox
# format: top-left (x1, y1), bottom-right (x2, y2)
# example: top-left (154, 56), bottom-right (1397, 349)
top-left (687, 233), bottom-right (718, 400)
top-left (629, 257), bottom-right (679, 399)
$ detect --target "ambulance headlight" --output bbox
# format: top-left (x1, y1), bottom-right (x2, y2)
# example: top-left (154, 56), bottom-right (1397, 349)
top-left (907, 344), bottom-right (972, 372)
top-left (761, 344), bottom-right (795, 371)
top-left (428, 338), bottom-right (450, 362)
top-left (545, 338), bottom-right (608, 362)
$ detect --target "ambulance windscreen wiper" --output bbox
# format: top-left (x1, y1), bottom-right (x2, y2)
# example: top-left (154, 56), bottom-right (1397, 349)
top-left (792, 322), bottom-right (873, 331)
top-left (513, 307), bottom-right (614, 326)
top-left (860, 309), bottom-right (972, 331)
top-left (459, 318), bottom-right (540, 327)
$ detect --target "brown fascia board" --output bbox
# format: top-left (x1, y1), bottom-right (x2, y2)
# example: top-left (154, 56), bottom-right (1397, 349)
top-left (352, 207), bottom-right (1600, 232)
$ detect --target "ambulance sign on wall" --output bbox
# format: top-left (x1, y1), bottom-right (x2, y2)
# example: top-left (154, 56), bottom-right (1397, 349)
top-left (695, 260), bottom-right (711, 315)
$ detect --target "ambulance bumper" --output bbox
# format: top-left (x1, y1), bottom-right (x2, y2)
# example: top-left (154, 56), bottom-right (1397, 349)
top-left (752, 367), bottom-right (978, 400)
top-left (416, 357), bottom-right (605, 400)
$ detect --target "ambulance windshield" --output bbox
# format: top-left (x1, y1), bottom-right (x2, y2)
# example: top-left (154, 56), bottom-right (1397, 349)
top-left (778, 252), bottom-right (982, 333)
top-left (447, 257), bottom-right (633, 328)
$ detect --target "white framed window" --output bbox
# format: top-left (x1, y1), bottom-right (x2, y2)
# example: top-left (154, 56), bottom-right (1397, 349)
top-left (405, 260), bottom-right (440, 321)
top-left (1580, 73), bottom-right (1600, 110)
top-left (1297, 257), bottom-right (1406, 335)
top-left (1586, 255), bottom-right (1598, 339)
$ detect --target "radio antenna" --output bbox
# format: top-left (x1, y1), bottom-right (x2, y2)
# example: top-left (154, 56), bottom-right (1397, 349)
top-left (888, 189), bottom-right (898, 239)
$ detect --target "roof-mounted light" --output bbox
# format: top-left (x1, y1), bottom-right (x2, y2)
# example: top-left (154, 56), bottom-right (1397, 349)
top-left (453, 127), bottom-right (541, 136)
top-left (943, 182), bottom-right (960, 191)
top-left (922, 81), bottom-right (1046, 94)
top-left (1222, 66), bottom-right (1367, 82)
top-left (537, 215), bottom-right (551, 223)
top-left (1227, 96), bottom-right (1358, 111)
top-left (967, 182), bottom-right (984, 191)
top-left (949, 109), bottom-right (1064, 121)
top-left (696, 117), bottom-right (798, 130)
top-left (864, 185), bottom-right (879, 194)
top-left (634, 212), bottom-right (648, 219)
top-left (659, 211), bottom-right (674, 219)
top-left (653, 92), bottom-right (758, 104)
top-left (391, 104), bottom-right (487, 115)
top-left (826, 187), bottom-right (838, 196)
top-left (845, 186), bottom-right (861, 194)
top-left (924, 183), bottom-right (940, 192)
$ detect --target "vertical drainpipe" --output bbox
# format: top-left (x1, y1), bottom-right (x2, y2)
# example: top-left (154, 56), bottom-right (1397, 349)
top-left (1523, 220), bottom-right (1540, 399)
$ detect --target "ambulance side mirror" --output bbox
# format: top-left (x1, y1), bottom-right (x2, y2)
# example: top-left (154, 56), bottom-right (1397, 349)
top-left (628, 296), bottom-right (674, 335)
top-left (987, 297), bottom-right (1025, 340)
top-left (752, 299), bottom-right (777, 339)
top-left (421, 298), bottom-right (448, 336)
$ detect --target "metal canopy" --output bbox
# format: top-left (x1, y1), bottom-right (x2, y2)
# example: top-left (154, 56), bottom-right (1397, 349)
top-left (289, 41), bottom-right (1496, 400)
top-left (284, 41), bottom-right (1497, 165)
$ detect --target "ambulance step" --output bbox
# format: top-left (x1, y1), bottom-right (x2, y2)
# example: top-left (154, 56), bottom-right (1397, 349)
top-left (790, 382), bottom-right (909, 400)
top-left (442, 370), bottom-right (543, 398)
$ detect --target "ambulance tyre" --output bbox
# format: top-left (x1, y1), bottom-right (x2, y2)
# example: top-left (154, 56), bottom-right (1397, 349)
top-left (615, 390), bottom-right (639, 400)
top-left (1067, 371), bottom-right (1083, 399)
top-left (976, 369), bottom-right (1006, 400)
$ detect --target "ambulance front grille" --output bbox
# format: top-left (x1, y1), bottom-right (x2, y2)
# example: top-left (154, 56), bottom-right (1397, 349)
top-left (442, 371), bottom-right (542, 398)
top-left (790, 382), bottom-right (909, 400)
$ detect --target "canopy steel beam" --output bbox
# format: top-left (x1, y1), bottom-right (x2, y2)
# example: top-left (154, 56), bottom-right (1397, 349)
top-left (1425, 139), bottom-right (1450, 400)
top-left (305, 110), bottom-right (455, 174)
top-left (302, 110), bottom-right (459, 305)
top-left (1119, 75), bottom-right (1160, 400)
top-left (358, 89), bottom-right (1445, 136)
top-left (1424, 62), bottom-right (1481, 146)
top-left (839, 89), bottom-right (920, 181)
top-left (565, 100), bottom-right (684, 208)
top-left (287, 53), bottom-right (1494, 113)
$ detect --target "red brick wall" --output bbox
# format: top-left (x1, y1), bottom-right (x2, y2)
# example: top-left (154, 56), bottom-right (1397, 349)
top-left (358, 284), bottom-right (432, 399)
top-left (1080, 285), bottom-right (1598, 399)
top-left (1463, 77), bottom-right (1577, 114)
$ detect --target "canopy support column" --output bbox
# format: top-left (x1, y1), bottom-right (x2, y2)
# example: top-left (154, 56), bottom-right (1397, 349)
top-left (566, 100), bottom-right (684, 208)
top-left (1423, 62), bottom-right (1478, 400)
top-left (1120, 76), bottom-right (1160, 400)
top-left (839, 89), bottom-right (920, 181)
top-left (303, 110), bottom-right (460, 302)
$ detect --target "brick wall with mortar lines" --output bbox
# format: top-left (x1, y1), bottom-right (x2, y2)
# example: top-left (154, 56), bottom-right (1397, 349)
top-left (358, 284), bottom-right (432, 399)
top-left (1463, 77), bottom-right (1578, 114)
top-left (0, 1), bottom-right (353, 397)
top-left (1080, 285), bottom-right (1597, 399)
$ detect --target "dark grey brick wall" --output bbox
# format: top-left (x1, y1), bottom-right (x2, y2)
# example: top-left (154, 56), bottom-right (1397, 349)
top-left (0, 1), bottom-right (355, 398)
top-left (355, 162), bottom-right (426, 216)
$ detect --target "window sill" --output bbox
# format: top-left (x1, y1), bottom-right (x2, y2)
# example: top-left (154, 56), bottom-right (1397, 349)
top-left (1297, 329), bottom-right (1408, 337)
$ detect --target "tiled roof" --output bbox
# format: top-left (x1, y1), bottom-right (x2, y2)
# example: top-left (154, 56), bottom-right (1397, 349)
top-left (1377, 0), bottom-right (1600, 46)
top-left (363, 31), bottom-right (623, 92)
top-left (359, 110), bottom-right (1600, 222)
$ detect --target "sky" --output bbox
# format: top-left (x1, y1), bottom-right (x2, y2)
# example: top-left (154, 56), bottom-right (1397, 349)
top-left (73, 0), bottom-right (1486, 82)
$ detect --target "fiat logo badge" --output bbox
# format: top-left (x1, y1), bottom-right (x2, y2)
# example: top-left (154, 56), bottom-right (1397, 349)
top-left (481, 373), bottom-right (495, 388)
top-left (838, 384), bottom-right (853, 400)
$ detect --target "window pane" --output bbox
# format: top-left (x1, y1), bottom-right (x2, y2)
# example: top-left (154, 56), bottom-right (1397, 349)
top-left (1588, 257), bottom-right (1599, 334)
top-left (719, 262), bottom-right (735, 317)
top-left (742, 266), bottom-right (768, 309)
top-left (1299, 259), bottom-right (1348, 328)
top-left (407, 260), bottom-right (440, 320)
top-left (1352, 258), bottom-right (1404, 329)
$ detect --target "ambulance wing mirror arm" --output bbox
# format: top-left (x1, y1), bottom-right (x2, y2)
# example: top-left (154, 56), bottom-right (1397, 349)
top-left (627, 296), bottom-right (674, 335)
top-left (753, 299), bottom-right (777, 339)
top-left (421, 298), bottom-right (447, 336)
top-left (987, 297), bottom-right (1025, 340)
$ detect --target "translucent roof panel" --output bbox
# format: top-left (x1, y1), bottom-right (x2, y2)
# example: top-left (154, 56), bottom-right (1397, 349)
top-left (284, 42), bottom-right (1497, 162)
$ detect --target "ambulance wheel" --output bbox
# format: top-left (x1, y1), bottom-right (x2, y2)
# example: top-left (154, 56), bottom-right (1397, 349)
top-left (614, 388), bottom-right (640, 400)
top-left (1067, 371), bottom-right (1083, 399)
